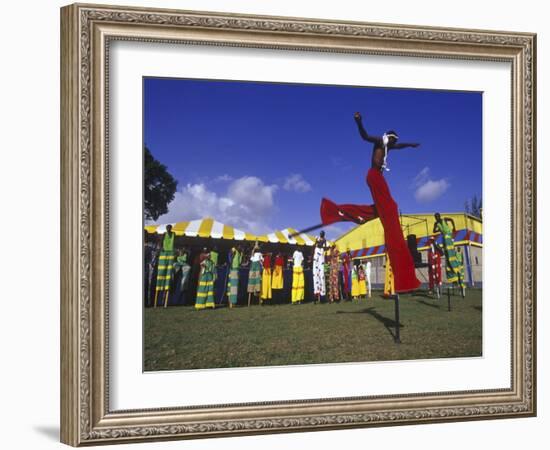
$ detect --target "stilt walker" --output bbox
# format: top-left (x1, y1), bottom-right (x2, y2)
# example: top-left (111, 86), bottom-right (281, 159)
top-left (328, 244), bottom-right (340, 303)
top-left (154, 224), bottom-right (176, 308)
top-left (316, 112), bottom-right (421, 294)
top-left (272, 253), bottom-right (285, 290)
top-left (173, 249), bottom-right (191, 304)
top-left (427, 236), bottom-right (443, 298)
top-left (364, 260), bottom-right (372, 298)
top-left (433, 213), bottom-right (465, 295)
top-left (351, 262), bottom-right (360, 300)
top-left (247, 243), bottom-right (262, 306)
top-left (312, 231), bottom-right (328, 303)
top-left (291, 248), bottom-right (305, 303)
top-left (358, 263), bottom-right (367, 299)
top-left (227, 246), bottom-right (242, 308)
top-left (342, 249), bottom-right (352, 300)
top-left (260, 252), bottom-right (273, 304)
top-left (195, 250), bottom-right (215, 310)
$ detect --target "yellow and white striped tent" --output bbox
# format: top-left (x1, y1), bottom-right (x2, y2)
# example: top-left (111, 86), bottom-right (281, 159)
top-left (144, 217), bottom-right (257, 241)
top-left (144, 219), bottom-right (324, 247)
top-left (257, 228), bottom-right (317, 246)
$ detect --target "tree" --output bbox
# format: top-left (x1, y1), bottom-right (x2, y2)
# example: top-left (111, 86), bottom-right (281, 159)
top-left (144, 146), bottom-right (177, 221)
top-left (464, 195), bottom-right (482, 218)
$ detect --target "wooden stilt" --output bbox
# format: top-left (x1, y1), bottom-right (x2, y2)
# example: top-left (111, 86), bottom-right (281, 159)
top-left (394, 294), bottom-right (401, 344)
top-left (154, 290), bottom-right (159, 308)
top-left (248, 293), bottom-right (251, 307)
top-left (163, 291), bottom-right (169, 308)
top-left (447, 286), bottom-right (452, 312)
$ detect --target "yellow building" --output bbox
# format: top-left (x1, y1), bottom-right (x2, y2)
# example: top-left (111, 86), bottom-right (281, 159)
top-left (334, 213), bottom-right (483, 287)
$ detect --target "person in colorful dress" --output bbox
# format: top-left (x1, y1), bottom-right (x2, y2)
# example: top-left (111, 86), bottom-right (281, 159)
top-left (312, 231), bottom-right (328, 303)
top-left (195, 249), bottom-right (215, 310)
top-left (433, 213), bottom-right (464, 292)
top-left (173, 248), bottom-right (191, 304)
top-left (319, 112), bottom-right (421, 294)
top-left (227, 246), bottom-right (242, 308)
top-left (456, 247), bottom-right (466, 296)
top-left (342, 249), bottom-right (352, 300)
top-left (272, 252), bottom-right (285, 291)
top-left (260, 252), bottom-right (273, 304)
top-left (363, 259), bottom-right (372, 298)
top-left (427, 236), bottom-right (443, 298)
top-left (247, 243), bottom-right (263, 306)
top-left (358, 263), bottom-right (368, 299)
top-left (154, 225), bottom-right (176, 308)
top-left (328, 244), bottom-right (341, 303)
top-left (291, 248), bottom-right (305, 304)
top-left (351, 262), bottom-right (360, 300)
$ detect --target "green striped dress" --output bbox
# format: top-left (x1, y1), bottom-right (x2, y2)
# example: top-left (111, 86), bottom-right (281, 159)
top-left (155, 232), bottom-right (175, 291)
top-left (227, 250), bottom-right (242, 305)
top-left (436, 221), bottom-right (464, 288)
top-left (195, 257), bottom-right (215, 309)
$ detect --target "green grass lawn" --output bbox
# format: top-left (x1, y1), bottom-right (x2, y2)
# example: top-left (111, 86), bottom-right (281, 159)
top-left (144, 288), bottom-right (482, 371)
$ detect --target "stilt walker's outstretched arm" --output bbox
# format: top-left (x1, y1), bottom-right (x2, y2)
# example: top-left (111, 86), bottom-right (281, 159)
top-left (390, 141), bottom-right (420, 149)
top-left (354, 112), bottom-right (382, 144)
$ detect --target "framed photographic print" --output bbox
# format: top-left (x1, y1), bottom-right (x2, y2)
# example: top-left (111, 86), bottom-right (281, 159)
top-left (60, 3), bottom-right (536, 446)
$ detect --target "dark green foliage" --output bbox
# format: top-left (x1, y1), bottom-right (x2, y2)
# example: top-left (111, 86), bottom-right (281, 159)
top-left (464, 195), bottom-right (482, 218)
top-left (144, 146), bottom-right (177, 221)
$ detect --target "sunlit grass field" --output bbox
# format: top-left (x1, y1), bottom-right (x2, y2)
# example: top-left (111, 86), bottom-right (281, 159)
top-left (144, 289), bottom-right (482, 371)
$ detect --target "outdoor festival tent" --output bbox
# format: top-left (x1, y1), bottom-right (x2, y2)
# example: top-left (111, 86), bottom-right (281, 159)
top-left (144, 217), bottom-right (258, 241)
top-left (257, 228), bottom-right (316, 246)
top-left (144, 219), bottom-right (323, 247)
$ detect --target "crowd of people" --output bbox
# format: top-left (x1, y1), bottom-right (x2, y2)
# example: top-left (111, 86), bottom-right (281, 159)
top-left (144, 228), bottom-right (380, 310)
top-left (144, 210), bottom-right (467, 309)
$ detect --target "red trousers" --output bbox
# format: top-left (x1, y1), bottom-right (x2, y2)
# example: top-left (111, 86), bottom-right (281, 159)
top-left (321, 168), bottom-right (420, 293)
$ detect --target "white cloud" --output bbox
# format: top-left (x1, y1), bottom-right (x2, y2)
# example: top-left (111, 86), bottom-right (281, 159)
top-left (213, 174), bottom-right (234, 183)
top-left (413, 167), bottom-right (450, 203)
top-left (152, 176), bottom-right (278, 234)
top-left (283, 173), bottom-right (312, 193)
top-left (413, 167), bottom-right (430, 186)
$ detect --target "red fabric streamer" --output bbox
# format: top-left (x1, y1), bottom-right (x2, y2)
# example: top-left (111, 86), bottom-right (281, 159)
top-left (320, 168), bottom-right (420, 293)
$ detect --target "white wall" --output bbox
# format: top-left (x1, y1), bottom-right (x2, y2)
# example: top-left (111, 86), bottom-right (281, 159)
top-left (0, 1), bottom-right (546, 449)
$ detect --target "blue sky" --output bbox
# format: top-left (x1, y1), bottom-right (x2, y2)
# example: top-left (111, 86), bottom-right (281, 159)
top-left (144, 78), bottom-right (482, 239)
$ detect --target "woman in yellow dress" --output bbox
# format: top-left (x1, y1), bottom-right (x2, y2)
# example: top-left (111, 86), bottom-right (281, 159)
top-left (271, 253), bottom-right (284, 290)
top-left (351, 262), bottom-right (360, 300)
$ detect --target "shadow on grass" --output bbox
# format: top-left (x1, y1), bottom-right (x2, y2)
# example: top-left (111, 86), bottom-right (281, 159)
top-left (336, 307), bottom-right (402, 341)
top-left (417, 299), bottom-right (441, 310)
top-left (410, 291), bottom-right (435, 300)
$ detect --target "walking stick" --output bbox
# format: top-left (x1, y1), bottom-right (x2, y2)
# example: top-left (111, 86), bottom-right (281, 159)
top-left (154, 290), bottom-right (159, 308)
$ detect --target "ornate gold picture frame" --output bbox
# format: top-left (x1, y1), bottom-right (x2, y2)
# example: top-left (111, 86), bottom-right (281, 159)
top-left (60, 3), bottom-right (536, 446)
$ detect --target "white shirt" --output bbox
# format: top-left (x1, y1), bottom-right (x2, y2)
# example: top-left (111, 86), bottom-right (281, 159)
top-left (292, 250), bottom-right (304, 268)
top-left (250, 252), bottom-right (263, 263)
